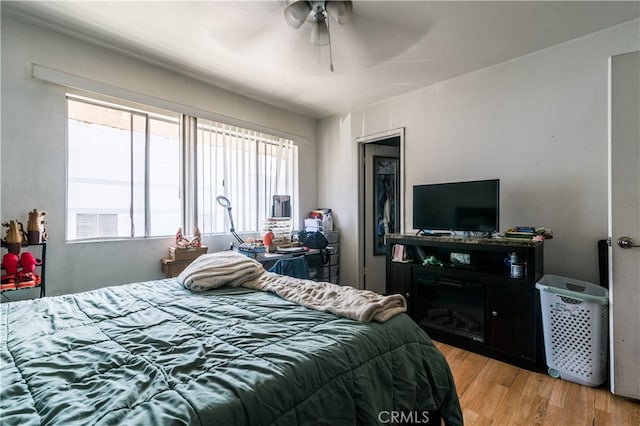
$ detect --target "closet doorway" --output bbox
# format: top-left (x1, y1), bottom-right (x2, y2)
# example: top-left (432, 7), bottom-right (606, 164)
top-left (357, 129), bottom-right (404, 294)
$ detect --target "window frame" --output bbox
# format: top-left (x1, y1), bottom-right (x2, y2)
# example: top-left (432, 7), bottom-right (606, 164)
top-left (65, 92), bottom-right (299, 243)
top-left (66, 94), bottom-right (182, 242)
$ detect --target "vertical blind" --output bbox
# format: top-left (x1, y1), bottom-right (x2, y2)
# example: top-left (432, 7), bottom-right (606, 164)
top-left (195, 119), bottom-right (297, 235)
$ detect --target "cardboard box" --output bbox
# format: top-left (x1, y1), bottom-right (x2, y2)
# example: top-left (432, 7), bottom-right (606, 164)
top-left (161, 258), bottom-right (193, 277)
top-left (168, 245), bottom-right (208, 261)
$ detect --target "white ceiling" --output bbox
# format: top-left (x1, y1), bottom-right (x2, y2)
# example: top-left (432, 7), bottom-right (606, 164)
top-left (3, 1), bottom-right (639, 118)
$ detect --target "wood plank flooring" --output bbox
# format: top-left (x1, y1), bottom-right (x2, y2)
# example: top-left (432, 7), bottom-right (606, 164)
top-left (434, 341), bottom-right (640, 425)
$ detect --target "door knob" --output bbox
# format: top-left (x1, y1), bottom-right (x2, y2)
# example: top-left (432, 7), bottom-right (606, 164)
top-left (617, 236), bottom-right (640, 249)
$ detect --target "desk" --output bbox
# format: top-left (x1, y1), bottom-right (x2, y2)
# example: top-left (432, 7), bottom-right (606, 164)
top-left (161, 248), bottom-right (318, 278)
top-left (161, 247), bottom-right (336, 282)
top-left (254, 248), bottom-right (339, 284)
top-left (252, 249), bottom-right (319, 270)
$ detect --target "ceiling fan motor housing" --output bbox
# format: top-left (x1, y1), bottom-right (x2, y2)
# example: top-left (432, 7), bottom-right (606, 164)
top-left (284, 1), bottom-right (353, 69)
top-left (284, 1), bottom-right (352, 28)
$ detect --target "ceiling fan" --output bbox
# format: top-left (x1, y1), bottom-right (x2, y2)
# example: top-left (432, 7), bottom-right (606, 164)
top-left (283, 0), bottom-right (353, 71)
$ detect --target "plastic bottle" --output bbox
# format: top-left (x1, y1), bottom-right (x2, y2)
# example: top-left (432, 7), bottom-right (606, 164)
top-left (323, 210), bottom-right (334, 231)
top-left (510, 253), bottom-right (524, 278)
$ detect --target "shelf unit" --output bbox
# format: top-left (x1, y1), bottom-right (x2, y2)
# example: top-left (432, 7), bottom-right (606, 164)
top-left (307, 230), bottom-right (339, 283)
top-left (1, 240), bottom-right (46, 298)
top-left (386, 234), bottom-right (544, 371)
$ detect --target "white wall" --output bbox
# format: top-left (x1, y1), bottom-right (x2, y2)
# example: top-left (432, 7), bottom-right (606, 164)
top-left (1, 14), bottom-right (318, 299)
top-left (319, 19), bottom-right (640, 287)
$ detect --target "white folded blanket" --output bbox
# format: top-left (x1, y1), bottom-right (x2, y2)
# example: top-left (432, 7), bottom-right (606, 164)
top-left (178, 251), bottom-right (406, 322)
top-left (177, 251), bottom-right (264, 292)
top-left (242, 271), bottom-right (407, 323)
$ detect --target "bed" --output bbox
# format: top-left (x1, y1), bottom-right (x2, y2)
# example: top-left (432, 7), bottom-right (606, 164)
top-left (1, 253), bottom-right (462, 425)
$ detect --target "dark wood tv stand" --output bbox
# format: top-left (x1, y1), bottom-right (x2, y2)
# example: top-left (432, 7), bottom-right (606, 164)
top-left (386, 234), bottom-right (544, 371)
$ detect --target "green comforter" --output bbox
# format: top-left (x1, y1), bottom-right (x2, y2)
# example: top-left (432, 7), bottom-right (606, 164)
top-left (1, 279), bottom-right (462, 425)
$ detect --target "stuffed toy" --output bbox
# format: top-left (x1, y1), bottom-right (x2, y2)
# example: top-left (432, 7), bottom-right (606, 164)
top-left (1, 252), bottom-right (20, 290)
top-left (1, 251), bottom-right (41, 290)
top-left (20, 252), bottom-right (36, 273)
top-left (17, 252), bottom-right (40, 288)
top-left (2, 252), bottom-right (19, 275)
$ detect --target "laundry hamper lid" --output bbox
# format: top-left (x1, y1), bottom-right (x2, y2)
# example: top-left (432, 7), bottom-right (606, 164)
top-left (535, 274), bottom-right (608, 304)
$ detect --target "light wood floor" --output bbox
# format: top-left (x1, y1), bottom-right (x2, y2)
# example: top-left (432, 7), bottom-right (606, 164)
top-left (434, 341), bottom-right (640, 426)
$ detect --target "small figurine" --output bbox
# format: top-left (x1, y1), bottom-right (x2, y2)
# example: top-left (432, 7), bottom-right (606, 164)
top-left (175, 226), bottom-right (203, 249)
top-left (191, 227), bottom-right (202, 247)
top-left (175, 227), bottom-right (190, 248)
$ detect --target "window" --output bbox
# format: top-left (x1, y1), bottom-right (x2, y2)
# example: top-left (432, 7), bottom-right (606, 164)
top-left (67, 96), bottom-right (181, 240)
top-left (66, 95), bottom-right (298, 242)
top-left (194, 119), bottom-right (298, 235)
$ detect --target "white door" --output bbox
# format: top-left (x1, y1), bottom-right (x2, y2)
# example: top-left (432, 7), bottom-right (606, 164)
top-left (363, 142), bottom-right (400, 294)
top-left (608, 51), bottom-right (640, 399)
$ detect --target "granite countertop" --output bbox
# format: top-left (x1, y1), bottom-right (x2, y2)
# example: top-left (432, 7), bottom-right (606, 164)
top-left (387, 234), bottom-right (543, 247)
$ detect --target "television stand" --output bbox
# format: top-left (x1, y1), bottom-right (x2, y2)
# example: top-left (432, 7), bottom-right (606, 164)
top-left (386, 234), bottom-right (544, 371)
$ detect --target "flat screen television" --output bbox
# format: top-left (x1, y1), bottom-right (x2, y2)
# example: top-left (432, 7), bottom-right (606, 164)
top-left (413, 179), bottom-right (499, 233)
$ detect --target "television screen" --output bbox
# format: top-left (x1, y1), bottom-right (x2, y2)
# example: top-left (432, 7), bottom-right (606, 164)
top-left (413, 179), bottom-right (499, 232)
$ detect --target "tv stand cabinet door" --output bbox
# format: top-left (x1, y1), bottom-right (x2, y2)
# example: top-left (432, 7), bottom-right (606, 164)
top-left (386, 262), bottom-right (413, 317)
top-left (488, 279), bottom-right (528, 358)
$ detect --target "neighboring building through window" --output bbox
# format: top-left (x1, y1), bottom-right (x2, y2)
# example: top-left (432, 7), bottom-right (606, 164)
top-left (75, 213), bottom-right (118, 239)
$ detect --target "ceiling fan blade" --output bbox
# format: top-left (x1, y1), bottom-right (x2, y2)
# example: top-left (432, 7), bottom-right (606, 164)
top-left (310, 20), bottom-right (330, 46)
top-left (328, 3), bottom-right (431, 71)
top-left (326, 1), bottom-right (352, 25)
top-left (284, 0), bottom-right (311, 29)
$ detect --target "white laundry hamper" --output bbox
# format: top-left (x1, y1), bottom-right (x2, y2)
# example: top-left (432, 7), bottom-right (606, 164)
top-left (535, 274), bottom-right (609, 387)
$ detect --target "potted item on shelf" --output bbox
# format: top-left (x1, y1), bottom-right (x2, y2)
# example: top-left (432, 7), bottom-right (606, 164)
top-left (3, 220), bottom-right (25, 254)
top-left (27, 209), bottom-right (47, 244)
